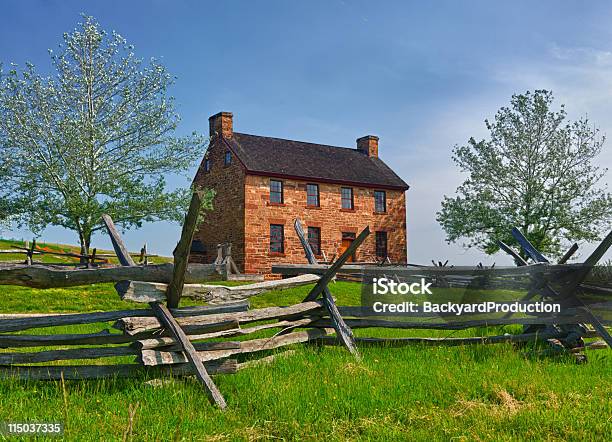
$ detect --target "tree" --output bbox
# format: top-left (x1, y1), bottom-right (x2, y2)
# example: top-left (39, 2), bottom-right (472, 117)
top-left (0, 16), bottom-right (208, 256)
top-left (0, 200), bottom-right (9, 231)
top-left (437, 90), bottom-right (612, 259)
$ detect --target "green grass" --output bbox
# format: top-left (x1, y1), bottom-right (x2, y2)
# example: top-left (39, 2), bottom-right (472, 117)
top-left (0, 238), bottom-right (172, 265)
top-left (0, 281), bottom-right (610, 440)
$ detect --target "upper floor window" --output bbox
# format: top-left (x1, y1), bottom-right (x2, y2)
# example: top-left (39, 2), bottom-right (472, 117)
top-left (308, 226), bottom-right (321, 255)
top-left (376, 231), bottom-right (388, 258)
top-left (374, 190), bottom-right (386, 213)
top-left (204, 158), bottom-right (211, 172)
top-left (270, 224), bottom-right (284, 253)
top-left (224, 150), bottom-right (232, 165)
top-left (270, 180), bottom-right (283, 204)
top-left (341, 187), bottom-right (354, 209)
top-left (306, 183), bottom-right (319, 207)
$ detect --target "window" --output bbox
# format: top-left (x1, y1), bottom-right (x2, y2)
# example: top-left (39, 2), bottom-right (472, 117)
top-left (341, 187), bottom-right (354, 209)
top-left (190, 239), bottom-right (206, 254)
top-left (270, 180), bottom-right (283, 204)
top-left (308, 227), bottom-right (321, 255)
top-left (374, 190), bottom-right (386, 213)
top-left (306, 183), bottom-right (319, 207)
top-left (342, 232), bottom-right (356, 241)
top-left (270, 224), bottom-right (284, 253)
top-left (204, 158), bottom-right (211, 172)
top-left (376, 231), bottom-right (388, 258)
top-left (224, 150), bottom-right (232, 165)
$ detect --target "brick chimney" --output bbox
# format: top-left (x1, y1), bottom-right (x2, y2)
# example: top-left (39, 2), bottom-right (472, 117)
top-left (356, 135), bottom-right (379, 157)
top-left (209, 112), bottom-right (233, 139)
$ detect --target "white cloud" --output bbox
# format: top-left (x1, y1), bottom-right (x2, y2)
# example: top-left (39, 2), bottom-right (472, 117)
top-left (550, 44), bottom-right (612, 67)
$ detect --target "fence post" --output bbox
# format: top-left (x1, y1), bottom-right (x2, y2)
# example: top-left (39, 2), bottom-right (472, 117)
top-left (165, 191), bottom-right (202, 309)
top-left (294, 218), bottom-right (361, 360)
top-left (102, 215), bottom-right (136, 267)
top-left (101, 209), bottom-right (227, 409)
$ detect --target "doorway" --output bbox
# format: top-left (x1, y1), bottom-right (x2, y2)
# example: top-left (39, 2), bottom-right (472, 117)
top-left (340, 232), bottom-right (356, 262)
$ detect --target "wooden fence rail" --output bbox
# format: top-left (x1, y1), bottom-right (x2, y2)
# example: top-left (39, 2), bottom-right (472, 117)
top-left (0, 263), bottom-right (220, 288)
top-left (0, 213), bottom-right (609, 410)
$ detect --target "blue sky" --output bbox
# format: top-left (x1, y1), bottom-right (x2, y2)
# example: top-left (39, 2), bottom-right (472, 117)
top-left (2, 1), bottom-right (612, 264)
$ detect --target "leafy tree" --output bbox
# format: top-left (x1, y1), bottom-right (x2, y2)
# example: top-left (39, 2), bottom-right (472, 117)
top-left (437, 90), bottom-right (612, 259)
top-left (0, 16), bottom-right (207, 256)
top-left (0, 200), bottom-right (9, 230)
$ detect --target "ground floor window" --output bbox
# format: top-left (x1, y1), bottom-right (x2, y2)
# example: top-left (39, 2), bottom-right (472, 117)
top-left (270, 224), bottom-right (284, 253)
top-left (308, 226), bottom-right (321, 255)
top-left (376, 231), bottom-right (388, 258)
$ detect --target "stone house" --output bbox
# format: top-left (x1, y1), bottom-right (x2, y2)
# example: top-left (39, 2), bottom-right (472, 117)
top-left (190, 111), bottom-right (409, 275)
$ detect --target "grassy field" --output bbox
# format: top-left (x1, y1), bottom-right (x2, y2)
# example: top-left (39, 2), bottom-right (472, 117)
top-left (0, 278), bottom-right (610, 441)
top-left (0, 238), bottom-right (172, 265)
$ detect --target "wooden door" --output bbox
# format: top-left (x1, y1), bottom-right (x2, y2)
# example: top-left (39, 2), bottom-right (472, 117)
top-left (340, 232), bottom-right (356, 262)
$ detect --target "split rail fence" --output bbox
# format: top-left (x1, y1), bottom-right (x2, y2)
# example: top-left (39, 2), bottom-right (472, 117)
top-left (0, 190), bottom-right (610, 409)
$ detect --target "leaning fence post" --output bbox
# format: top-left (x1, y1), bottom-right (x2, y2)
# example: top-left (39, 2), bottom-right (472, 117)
top-left (509, 227), bottom-right (612, 349)
top-left (511, 227), bottom-right (550, 263)
top-left (497, 241), bottom-right (527, 266)
top-left (225, 245), bottom-right (232, 277)
top-left (304, 226), bottom-right (369, 302)
top-left (102, 215), bottom-right (136, 267)
top-left (558, 243), bottom-right (578, 264)
top-left (165, 191), bottom-right (203, 309)
top-left (161, 191), bottom-right (228, 408)
top-left (101, 208), bottom-right (227, 409)
top-left (215, 244), bottom-right (224, 265)
top-left (294, 218), bottom-right (362, 360)
top-left (558, 230), bottom-right (612, 348)
top-left (148, 301), bottom-right (228, 409)
top-left (224, 243), bottom-right (240, 275)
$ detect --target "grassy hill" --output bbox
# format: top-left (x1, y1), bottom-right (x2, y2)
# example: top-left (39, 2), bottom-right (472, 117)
top-left (0, 238), bottom-right (172, 265)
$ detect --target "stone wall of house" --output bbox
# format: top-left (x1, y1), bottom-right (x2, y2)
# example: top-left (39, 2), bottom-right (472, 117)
top-left (243, 174), bottom-right (407, 275)
top-left (190, 138), bottom-right (246, 269)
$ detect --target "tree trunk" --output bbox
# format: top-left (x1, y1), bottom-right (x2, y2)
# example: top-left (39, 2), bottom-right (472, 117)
top-left (78, 230), bottom-right (91, 264)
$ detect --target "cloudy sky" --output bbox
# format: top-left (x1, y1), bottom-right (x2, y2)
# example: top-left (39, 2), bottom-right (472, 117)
top-left (2, 1), bottom-right (612, 264)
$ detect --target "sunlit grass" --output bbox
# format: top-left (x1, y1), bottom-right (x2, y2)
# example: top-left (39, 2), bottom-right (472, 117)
top-left (0, 280), bottom-right (610, 440)
top-left (0, 238), bottom-right (172, 265)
